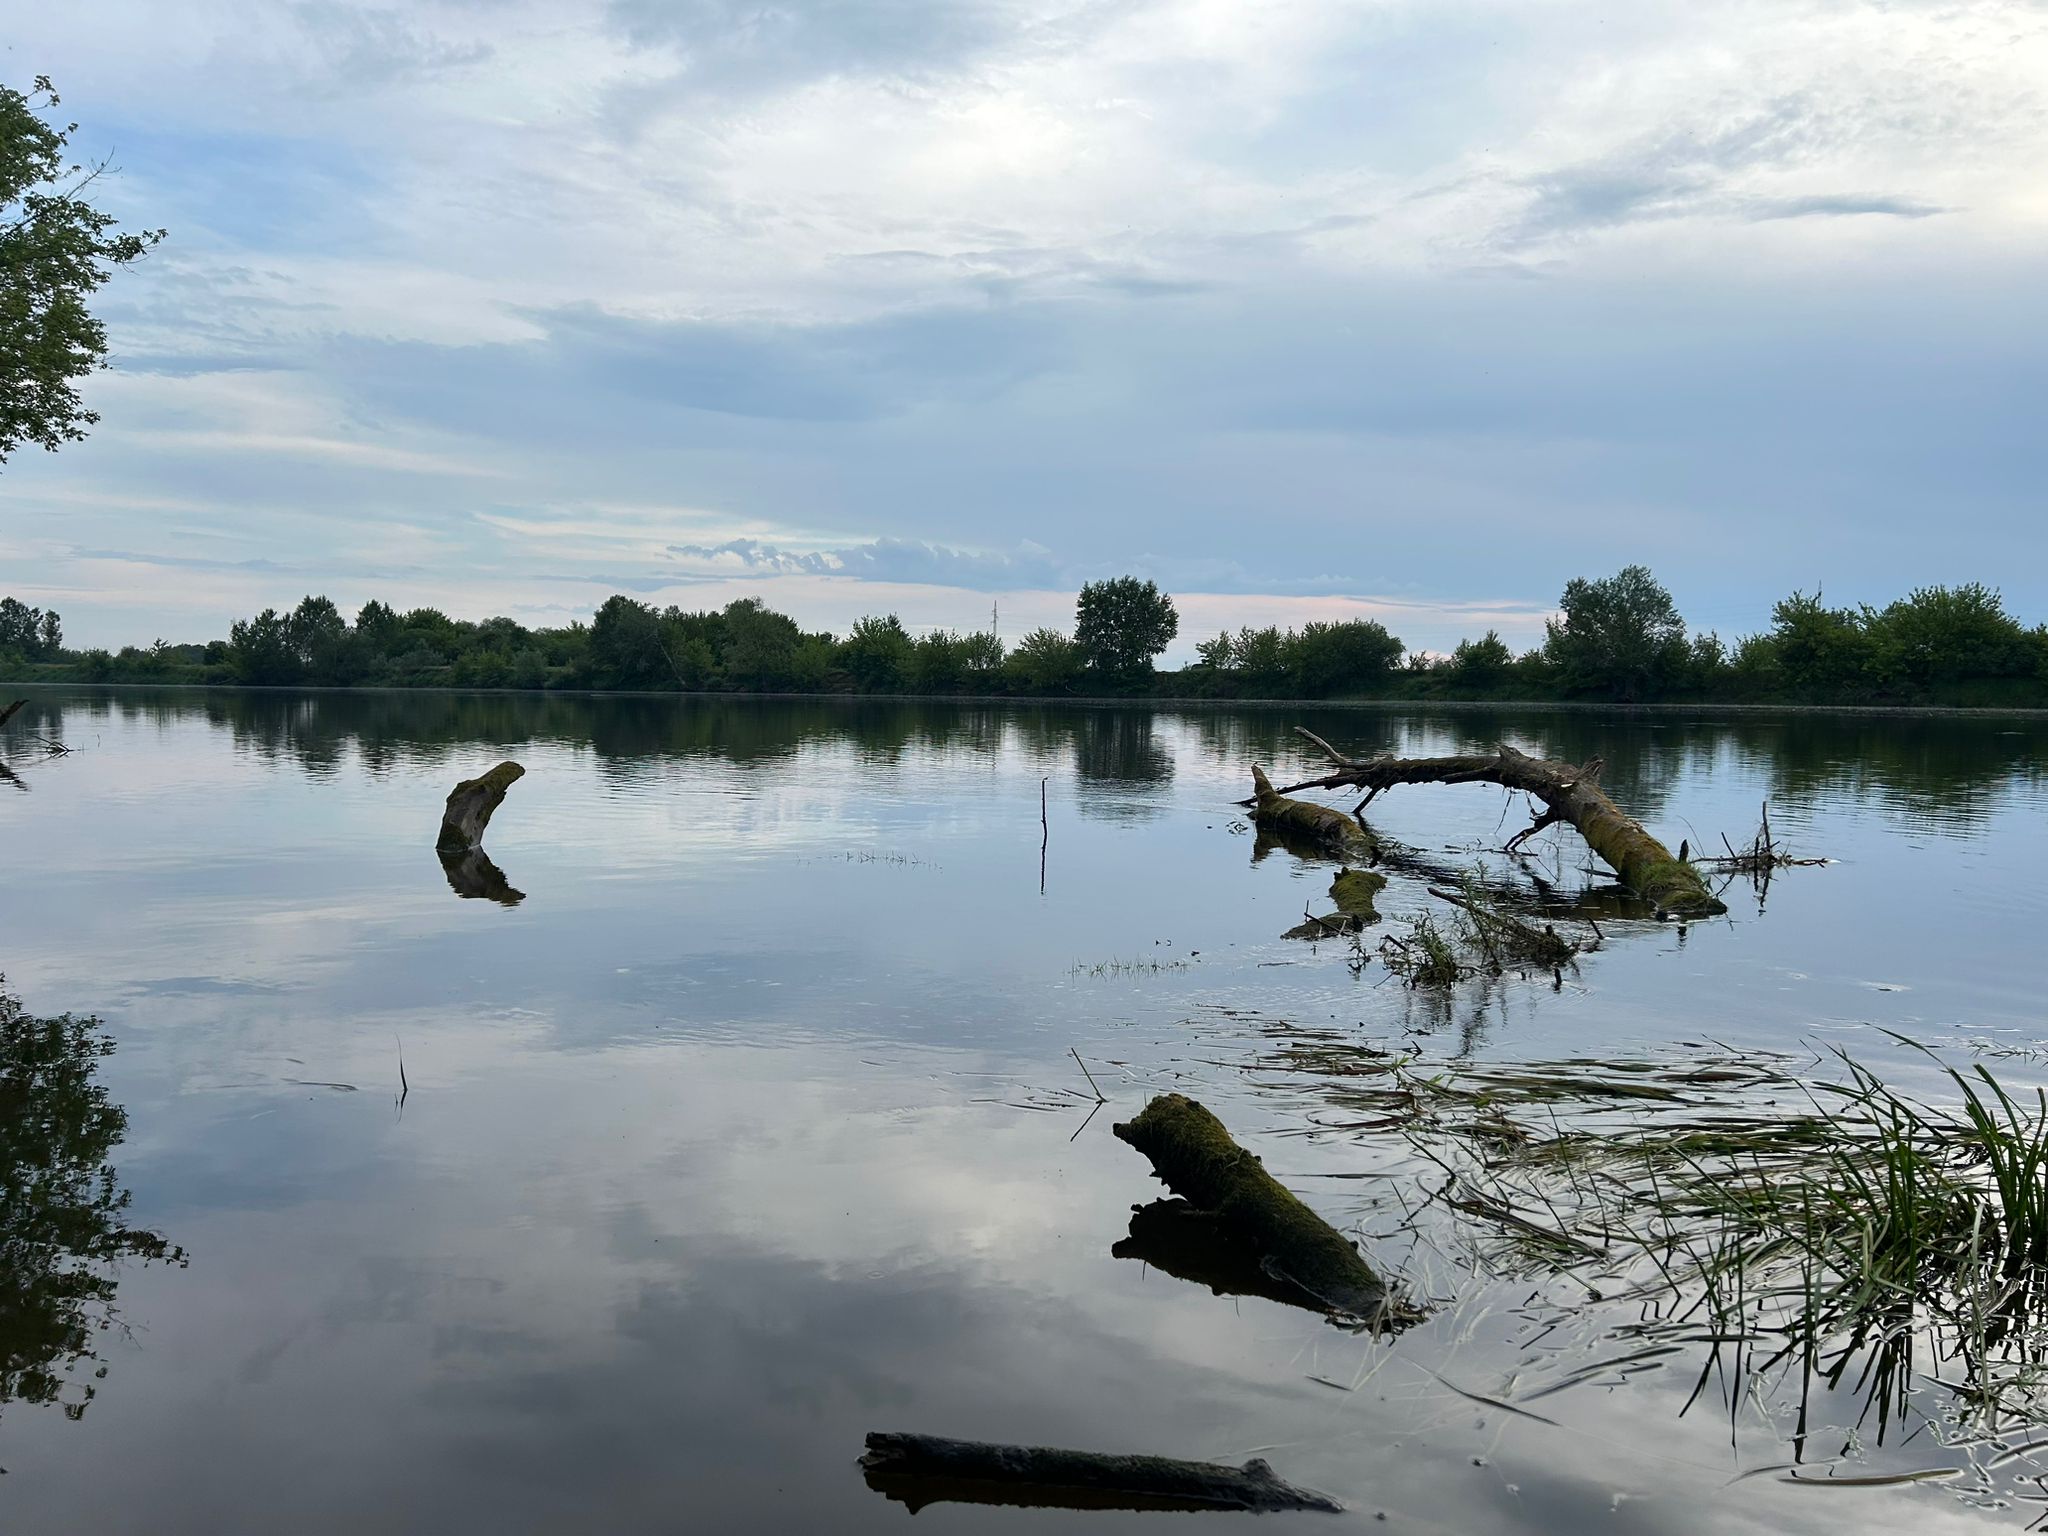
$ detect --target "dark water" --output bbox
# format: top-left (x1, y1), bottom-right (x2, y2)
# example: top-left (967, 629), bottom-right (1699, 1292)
top-left (2, 689), bottom-right (2045, 1533)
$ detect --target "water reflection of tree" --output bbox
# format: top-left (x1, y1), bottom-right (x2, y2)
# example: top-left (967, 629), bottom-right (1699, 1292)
top-left (39, 693), bottom-right (2048, 824)
top-left (0, 981), bottom-right (181, 1423)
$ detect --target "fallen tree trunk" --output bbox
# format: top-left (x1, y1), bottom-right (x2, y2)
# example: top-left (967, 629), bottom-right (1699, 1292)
top-left (1248, 764), bottom-right (1377, 859)
top-left (1113, 1093), bottom-right (1415, 1329)
top-left (1279, 729), bottom-right (1724, 917)
top-left (437, 761), bottom-right (525, 852)
top-left (0, 699), bottom-right (26, 731)
top-left (859, 1431), bottom-right (1343, 1514)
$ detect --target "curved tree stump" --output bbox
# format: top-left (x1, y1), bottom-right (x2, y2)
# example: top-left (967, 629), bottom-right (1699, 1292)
top-left (1279, 729), bottom-right (1724, 917)
top-left (859, 1432), bottom-right (1343, 1514)
top-left (437, 761), bottom-right (525, 852)
top-left (1114, 1093), bottom-right (1417, 1329)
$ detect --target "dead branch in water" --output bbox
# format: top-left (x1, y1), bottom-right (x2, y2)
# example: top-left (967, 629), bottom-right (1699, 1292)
top-left (1700, 800), bottom-right (1828, 875)
top-left (1279, 729), bottom-right (1724, 917)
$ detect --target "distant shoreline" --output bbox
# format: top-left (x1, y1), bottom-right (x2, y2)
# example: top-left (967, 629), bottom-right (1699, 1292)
top-left (8, 679), bottom-right (2047, 721)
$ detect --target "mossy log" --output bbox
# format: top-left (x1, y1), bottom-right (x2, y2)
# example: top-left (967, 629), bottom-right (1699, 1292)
top-left (436, 761), bottom-right (524, 852)
top-left (1249, 765), bottom-right (1378, 859)
top-left (859, 1431), bottom-right (1343, 1514)
top-left (1282, 871), bottom-right (1386, 940)
top-left (1113, 1093), bottom-right (1414, 1328)
top-left (1279, 730), bottom-right (1724, 917)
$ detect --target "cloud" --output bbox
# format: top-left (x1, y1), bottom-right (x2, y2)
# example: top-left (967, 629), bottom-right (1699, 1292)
top-left (602, 0), bottom-right (1030, 96)
top-left (1746, 193), bottom-right (1949, 221)
top-left (663, 536), bottom-right (1062, 590)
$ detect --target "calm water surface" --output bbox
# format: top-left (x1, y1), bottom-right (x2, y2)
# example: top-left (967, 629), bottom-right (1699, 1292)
top-left (2, 690), bottom-right (2046, 1533)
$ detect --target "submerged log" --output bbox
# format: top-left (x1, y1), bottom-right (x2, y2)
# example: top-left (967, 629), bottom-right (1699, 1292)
top-left (1113, 1093), bottom-right (1415, 1328)
top-left (1248, 765), bottom-right (1377, 859)
top-left (1279, 730), bottom-right (1724, 917)
top-left (436, 761), bottom-right (525, 852)
top-left (1282, 868), bottom-right (1387, 940)
top-left (859, 1431), bottom-right (1343, 1514)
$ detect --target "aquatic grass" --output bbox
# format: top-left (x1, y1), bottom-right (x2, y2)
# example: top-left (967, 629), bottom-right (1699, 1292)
top-left (1070, 956), bottom-right (1196, 978)
top-left (1242, 1018), bottom-right (2048, 1473)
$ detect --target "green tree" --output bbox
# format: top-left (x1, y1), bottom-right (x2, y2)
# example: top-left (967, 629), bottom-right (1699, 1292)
top-left (1074, 577), bottom-right (1178, 683)
top-left (587, 595), bottom-right (670, 688)
top-left (719, 598), bottom-right (805, 691)
top-left (1769, 590), bottom-right (1871, 695)
top-left (1543, 565), bottom-right (1688, 700)
top-left (0, 596), bottom-right (61, 660)
top-left (1007, 627), bottom-right (1085, 693)
top-left (1287, 619), bottom-right (1403, 696)
top-left (225, 608), bottom-right (300, 685)
top-left (961, 629), bottom-right (1005, 683)
top-left (839, 614), bottom-right (914, 692)
top-left (353, 599), bottom-right (402, 657)
top-left (1448, 629), bottom-right (1513, 691)
top-left (1865, 583), bottom-right (2026, 690)
top-left (1, 78), bottom-right (164, 463)
top-left (907, 630), bottom-right (971, 693)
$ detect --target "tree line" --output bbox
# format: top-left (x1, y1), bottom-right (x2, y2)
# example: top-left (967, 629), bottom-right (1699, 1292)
top-left (4, 568), bottom-right (2046, 707)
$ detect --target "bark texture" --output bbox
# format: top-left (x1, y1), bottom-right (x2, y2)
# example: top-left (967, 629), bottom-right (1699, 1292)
top-left (1279, 730), bottom-right (1724, 917)
top-left (859, 1432), bottom-right (1343, 1514)
top-left (1114, 1093), bottom-right (1414, 1327)
top-left (436, 761), bottom-right (525, 852)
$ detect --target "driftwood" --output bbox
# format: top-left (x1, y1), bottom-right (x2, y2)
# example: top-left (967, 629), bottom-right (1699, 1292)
top-left (437, 761), bottom-right (524, 852)
top-left (1279, 729), bottom-right (1724, 917)
top-left (1114, 1094), bottom-right (1415, 1329)
top-left (0, 699), bottom-right (26, 731)
top-left (859, 1432), bottom-right (1343, 1514)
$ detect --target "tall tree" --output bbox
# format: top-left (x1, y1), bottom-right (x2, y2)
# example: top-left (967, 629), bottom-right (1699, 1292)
top-left (1074, 577), bottom-right (1178, 683)
top-left (1543, 565), bottom-right (1687, 700)
top-left (2, 77), bottom-right (164, 463)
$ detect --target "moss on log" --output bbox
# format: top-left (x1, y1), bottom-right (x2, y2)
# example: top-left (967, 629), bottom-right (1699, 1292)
top-left (1249, 765), bottom-right (1377, 858)
top-left (1113, 1093), bottom-right (1413, 1328)
top-left (1278, 733), bottom-right (1724, 917)
top-left (436, 761), bottom-right (525, 852)
top-left (859, 1431), bottom-right (1343, 1514)
top-left (1330, 868), bottom-right (1386, 918)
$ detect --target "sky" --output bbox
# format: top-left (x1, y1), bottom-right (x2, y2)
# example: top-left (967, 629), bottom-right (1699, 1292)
top-left (4, 0), bottom-right (2046, 658)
